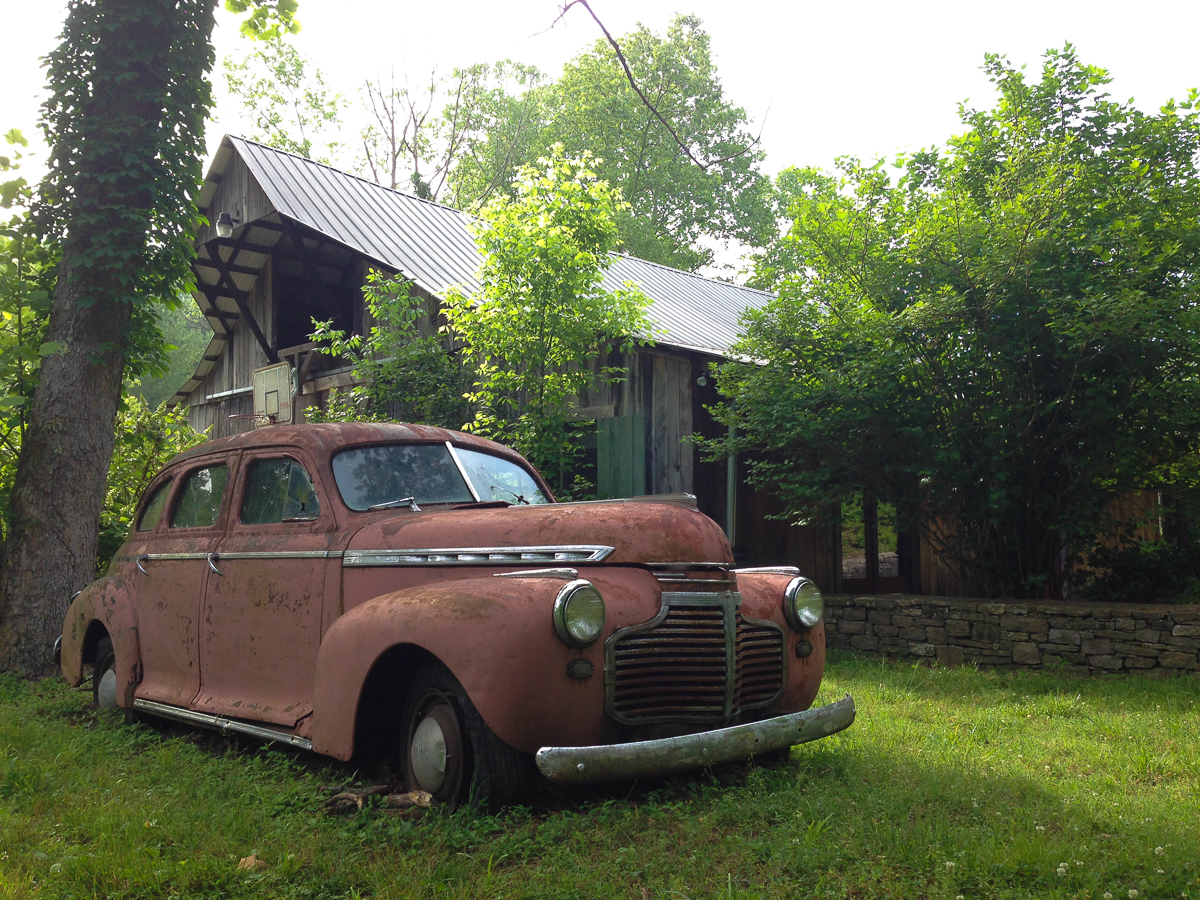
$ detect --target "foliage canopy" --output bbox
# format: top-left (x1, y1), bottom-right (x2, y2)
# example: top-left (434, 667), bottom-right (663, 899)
top-left (443, 16), bottom-right (772, 271)
top-left (223, 34), bottom-right (345, 162)
top-left (714, 46), bottom-right (1200, 599)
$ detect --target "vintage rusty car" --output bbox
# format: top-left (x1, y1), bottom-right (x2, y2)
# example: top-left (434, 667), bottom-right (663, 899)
top-left (58, 423), bottom-right (854, 804)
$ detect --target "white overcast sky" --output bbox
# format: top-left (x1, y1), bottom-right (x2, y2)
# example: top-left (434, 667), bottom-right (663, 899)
top-left (2, 0), bottom-right (1198, 190)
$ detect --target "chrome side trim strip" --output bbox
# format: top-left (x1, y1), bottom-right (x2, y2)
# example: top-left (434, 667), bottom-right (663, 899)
top-left (494, 567), bottom-right (579, 580)
top-left (119, 551), bottom-right (344, 562)
top-left (342, 545), bottom-right (615, 567)
top-left (133, 699), bottom-right (314, 751)
top-left (733, 566), bottom-right (800, 576)
top-left (536, 694), bottom-right (856, 785)
top-left (213, 551), bottom-right (344, 560)
top-left (645, 562), bottom-right (731, 570)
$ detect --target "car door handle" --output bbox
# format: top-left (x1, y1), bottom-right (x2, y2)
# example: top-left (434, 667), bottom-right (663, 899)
top-left (136, 554), bottom-right (149, 575)
top-left (207, 552), bottom-right (223, 576)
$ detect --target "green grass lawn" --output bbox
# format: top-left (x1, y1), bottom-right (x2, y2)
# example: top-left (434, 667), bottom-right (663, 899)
top-left (1, 653), bottom-right (1196, 899)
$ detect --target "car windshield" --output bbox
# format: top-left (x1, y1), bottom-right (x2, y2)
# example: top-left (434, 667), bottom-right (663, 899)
top-left (332, 443), bottom-right (549, 511)
top-left (454, 447), bottom-right (549, 505)
top-left (333, 444), bottom-right (474, 510)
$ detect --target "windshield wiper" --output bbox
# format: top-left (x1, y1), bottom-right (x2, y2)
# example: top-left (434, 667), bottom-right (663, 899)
top-left (489, 485), bottom-right (529, 505)
top-left (367, 496), bottom-right (421, 512)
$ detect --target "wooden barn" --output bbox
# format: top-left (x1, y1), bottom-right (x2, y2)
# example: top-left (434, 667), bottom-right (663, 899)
top-left (175, 136), bottom-right (845, 585)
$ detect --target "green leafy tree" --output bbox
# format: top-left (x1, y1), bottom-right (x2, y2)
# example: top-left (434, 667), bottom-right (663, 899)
top-left (0, 129), bottom-right (59, 536)
top-left (712, 46), bottom-right (1200, 599)
top-left (435, 62), bottom-right (547, 209)
top-left (443, 147), bottom-right (652, 496)
top-left (223, 33), bottom-right (345, 162)
top-left (97, 396), bottom-right (207, 571)
top-left (0, 0), bottom-right (299, 676)
top-left (308, 269), bottom-right (473, 428)
top-left (131, 300), bottom-right (214, 409)
top-left (446, 16), bottom-right (772, 271)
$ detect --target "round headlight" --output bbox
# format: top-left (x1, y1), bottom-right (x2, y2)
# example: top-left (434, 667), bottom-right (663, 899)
top-left (784, 577), bottom-right (823, 631)
top-left (553, 580), bottom-right (606, 647)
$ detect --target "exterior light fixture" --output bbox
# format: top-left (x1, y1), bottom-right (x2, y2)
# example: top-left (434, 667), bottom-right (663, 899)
top-left (695, 375), bottom-right (707, 387)
top-left (215, 212), bottom-right (239, 238)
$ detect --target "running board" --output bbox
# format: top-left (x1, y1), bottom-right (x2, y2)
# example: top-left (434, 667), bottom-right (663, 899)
top-left (133, 698), bottom-right (314, 751)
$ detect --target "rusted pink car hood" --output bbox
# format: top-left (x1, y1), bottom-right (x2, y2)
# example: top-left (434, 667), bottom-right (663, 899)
top-left (345, 499), bottom-right (734, 565)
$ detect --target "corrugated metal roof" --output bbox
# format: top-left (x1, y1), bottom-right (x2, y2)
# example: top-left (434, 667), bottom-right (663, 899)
top-left (229, 136), bottom-right (772, 357)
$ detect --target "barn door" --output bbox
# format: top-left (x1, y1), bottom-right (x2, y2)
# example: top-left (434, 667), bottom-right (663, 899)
top-left (596, 415), bottom-right (646, 499)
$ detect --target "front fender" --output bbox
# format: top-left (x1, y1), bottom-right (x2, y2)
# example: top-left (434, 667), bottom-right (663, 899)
top-left (311, 568), bottom-right (657, 760)
top-left (736, 571), bottom-right (825, 714)
top-left (60, 577), bottom-right (141, 703)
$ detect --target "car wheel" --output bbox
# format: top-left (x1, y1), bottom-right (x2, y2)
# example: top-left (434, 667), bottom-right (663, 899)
top-left (401, 664), bottom-right (532, 808)
top-left (93, 635), bottom-right (119, 710)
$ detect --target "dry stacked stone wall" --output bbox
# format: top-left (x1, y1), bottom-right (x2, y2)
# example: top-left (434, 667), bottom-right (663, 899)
top-left (824, 595), bottom-right (1200, 675)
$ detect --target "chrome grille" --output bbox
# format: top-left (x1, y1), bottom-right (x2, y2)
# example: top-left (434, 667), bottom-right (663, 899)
top-left (734, 618), bottom-right (786, 708)
top-left (605, 592), bottom-right (786, 725)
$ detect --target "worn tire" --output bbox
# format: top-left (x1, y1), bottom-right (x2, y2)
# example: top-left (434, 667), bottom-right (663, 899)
top-left (401, 664), bottom-right (532, 808)
top-left (92, 635), bottom-right (119, 710)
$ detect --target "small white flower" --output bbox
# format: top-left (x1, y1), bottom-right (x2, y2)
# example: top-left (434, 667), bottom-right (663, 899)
top-left (1158, 870), bottom-right (1166, 875)
top-left (1104, 893), bottom-right (1113, 899)
top-left (1036, 825), bottom-right (1046, 833)
top-left (944, 861), bottom-right (956, 869)
top-left (1156, 846), bottom-right (1165, 855)
top-left (1130, 890), bottom-right (1139, 899)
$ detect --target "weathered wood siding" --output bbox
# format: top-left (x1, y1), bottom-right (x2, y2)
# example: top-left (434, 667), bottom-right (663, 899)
top-left (649, 351), bottom-right (693, 495)
top-left (186, 259), bottom-right (273, 439)
top-left (197, 154), bottom-right (275, 246)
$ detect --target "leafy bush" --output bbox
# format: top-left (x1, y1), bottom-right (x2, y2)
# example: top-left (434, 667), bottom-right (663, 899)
top-left (96, 395), bottom-right (207, 571)
top-left (309, 268), bottom-right (474, 429)
top-left (712, 47), bottom-right (1200, 599)
top-left (1077, 539), bottom-right (1200, 605)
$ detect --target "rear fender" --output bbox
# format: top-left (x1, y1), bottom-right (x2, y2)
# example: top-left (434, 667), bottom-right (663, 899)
top-left (312, 568), bottom-right (656, 760)
top-left (60, 577), bottom-right (141, 704)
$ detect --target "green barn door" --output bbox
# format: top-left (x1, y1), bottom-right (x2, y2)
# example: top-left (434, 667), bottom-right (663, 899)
top-left (596, 415), bottom-right (646, 499)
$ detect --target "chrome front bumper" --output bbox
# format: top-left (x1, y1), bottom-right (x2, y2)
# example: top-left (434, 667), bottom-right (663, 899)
top-left (535, 694), bottom-right (856, 785)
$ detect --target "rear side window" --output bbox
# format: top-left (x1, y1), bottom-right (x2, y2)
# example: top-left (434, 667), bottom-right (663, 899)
top-left (136, 479), bottom-right (172, 532)
top-left (170, 464), bottom-right (228, 529)
top-left (241, 458), bottom-right (321, 524)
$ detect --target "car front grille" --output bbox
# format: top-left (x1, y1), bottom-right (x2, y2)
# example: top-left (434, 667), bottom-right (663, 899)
top-left (605, 592), bottom-right (786, 725)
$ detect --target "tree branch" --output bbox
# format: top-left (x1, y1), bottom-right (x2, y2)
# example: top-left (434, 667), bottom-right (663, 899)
top-left (549, 0), bottom-right (761, 171)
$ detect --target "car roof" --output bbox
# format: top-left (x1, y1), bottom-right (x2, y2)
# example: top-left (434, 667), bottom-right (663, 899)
top-left (171, 422), bottom-right (532, 470)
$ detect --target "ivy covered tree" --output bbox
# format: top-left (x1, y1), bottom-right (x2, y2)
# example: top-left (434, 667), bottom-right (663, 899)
top-left (712, 46), bottom-right (1200, 599)
top-left (443, 147), bottom-right (651, 497)
top-left (0, 0), bottom-right (298, 675)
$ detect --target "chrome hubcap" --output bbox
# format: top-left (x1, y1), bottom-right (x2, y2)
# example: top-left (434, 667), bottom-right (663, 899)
top-left (97, 667), bottom-right (118, 709)
top-left (410, 716), bottom-right (447, 792)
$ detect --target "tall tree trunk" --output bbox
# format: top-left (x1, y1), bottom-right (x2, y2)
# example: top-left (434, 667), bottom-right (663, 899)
top-left (0, 0), bottom-right (211, 676)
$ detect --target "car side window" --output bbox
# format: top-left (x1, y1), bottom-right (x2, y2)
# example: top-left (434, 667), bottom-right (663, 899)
top-left (240, 457), bottom-right (321, 525)
top-left (136, 479), bottom-right (173, 532)
top-left (170, 464), bottom-right (229, 529)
